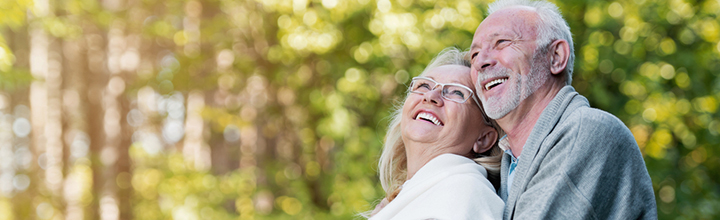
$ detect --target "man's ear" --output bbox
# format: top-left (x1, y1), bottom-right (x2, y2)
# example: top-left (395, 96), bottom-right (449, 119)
top-left (473, 128), bottom-right (498, 154)
top-left (548, 39), bottom-right (570, 76)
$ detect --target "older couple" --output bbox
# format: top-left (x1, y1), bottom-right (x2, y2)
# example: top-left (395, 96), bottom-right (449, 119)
top-left (370, 0), bottom-right (657, 219)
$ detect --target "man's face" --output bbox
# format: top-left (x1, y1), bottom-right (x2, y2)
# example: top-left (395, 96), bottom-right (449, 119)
top-left (469, 7), bottom-right (549, 120)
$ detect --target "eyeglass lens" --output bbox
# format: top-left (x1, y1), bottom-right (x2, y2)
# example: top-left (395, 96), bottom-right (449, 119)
top-left (410, 78), bottom-right (471, 103)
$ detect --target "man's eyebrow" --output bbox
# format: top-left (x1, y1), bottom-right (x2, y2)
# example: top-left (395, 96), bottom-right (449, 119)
top-left (471, 33), bottom-right (502, 49)
top-left (471, 41), bottom-right (481, 50)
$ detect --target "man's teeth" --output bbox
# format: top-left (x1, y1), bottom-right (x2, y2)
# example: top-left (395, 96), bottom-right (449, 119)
top-left (416, 112), bottom-right (441, 126)
top-left (485, 78), bottom-right (507, 91)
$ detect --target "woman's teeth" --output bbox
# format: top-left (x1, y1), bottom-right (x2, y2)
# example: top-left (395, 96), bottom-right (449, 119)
top-left (416, 112), bottom-right (442, 126)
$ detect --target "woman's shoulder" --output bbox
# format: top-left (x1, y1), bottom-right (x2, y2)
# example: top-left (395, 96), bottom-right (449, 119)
top-left (431, 172), bottom-right (495, 195)
top-left (403, 173), bottom-right (504, 219)
top-left (378, 156), bottom-right (504, 220)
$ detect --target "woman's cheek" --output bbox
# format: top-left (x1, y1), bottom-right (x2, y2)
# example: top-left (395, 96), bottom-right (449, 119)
top-left (465, 110), bottom-right (483, 130)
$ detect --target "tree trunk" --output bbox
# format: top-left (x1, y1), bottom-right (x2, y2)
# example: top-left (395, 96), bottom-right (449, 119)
top-left (84, 22), bottom-right (109, 220)
top-left (29, 0), bottom-right (67, 217)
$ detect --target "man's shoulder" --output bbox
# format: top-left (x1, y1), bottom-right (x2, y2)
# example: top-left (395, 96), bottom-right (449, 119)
top-left (547, 87), bottom-right (630, 134)
top-left (548, 103), bottom-right (638, 155)
top-left (562, 104), bottom-right (631, 135)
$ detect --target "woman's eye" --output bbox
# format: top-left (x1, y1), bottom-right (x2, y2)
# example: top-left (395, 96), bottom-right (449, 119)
top-left (452, 90), bottom-right (465, 98)
top-left (418, 83), bottom-right (431, 89)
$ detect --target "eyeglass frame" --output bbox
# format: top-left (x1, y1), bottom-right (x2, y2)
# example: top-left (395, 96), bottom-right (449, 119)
top-left (408, 76), bottom-right (491, 125)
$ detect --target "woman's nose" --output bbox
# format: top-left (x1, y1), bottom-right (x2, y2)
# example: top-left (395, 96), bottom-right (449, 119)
top-left (423, 87), bottom-right (444, 106)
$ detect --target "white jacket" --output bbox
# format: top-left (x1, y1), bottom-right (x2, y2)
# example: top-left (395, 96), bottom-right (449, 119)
top-left (371, 154), bottom-right (504, 220)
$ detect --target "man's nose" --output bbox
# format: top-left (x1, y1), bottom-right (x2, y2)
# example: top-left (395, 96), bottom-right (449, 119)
top-left (473, 52), bottom-right (497, 72)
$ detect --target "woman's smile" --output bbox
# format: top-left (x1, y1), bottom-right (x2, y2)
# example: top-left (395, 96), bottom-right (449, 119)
top-left (414, 110), bottom-right (443, 126)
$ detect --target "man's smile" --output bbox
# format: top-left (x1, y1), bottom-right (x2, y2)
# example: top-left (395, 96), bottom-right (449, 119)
top-left (484, 77), bottom-right (508, 91)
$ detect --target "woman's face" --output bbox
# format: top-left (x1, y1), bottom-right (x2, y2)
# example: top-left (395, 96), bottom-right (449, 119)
top-left (401, 65), bottom-right (488, 154)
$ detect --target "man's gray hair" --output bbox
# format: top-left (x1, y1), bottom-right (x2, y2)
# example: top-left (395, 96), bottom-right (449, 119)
top-left (488, 0), bottom-right (575, 85)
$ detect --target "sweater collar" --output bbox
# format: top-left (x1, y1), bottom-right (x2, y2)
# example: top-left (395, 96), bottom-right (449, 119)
top-left (503, 85), bottom-right (588, 217)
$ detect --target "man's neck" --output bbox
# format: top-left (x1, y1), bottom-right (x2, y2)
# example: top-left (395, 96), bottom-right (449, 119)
top-left (498, 82), bottom-right (564, 158)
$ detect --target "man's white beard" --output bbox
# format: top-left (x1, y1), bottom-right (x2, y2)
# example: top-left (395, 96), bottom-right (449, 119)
top-left (479, 55), bottom-right (549, 120)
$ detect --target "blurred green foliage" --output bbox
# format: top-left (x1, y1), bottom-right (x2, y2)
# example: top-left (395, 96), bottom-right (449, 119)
top-left (0, 0), bottom-right (719, 219)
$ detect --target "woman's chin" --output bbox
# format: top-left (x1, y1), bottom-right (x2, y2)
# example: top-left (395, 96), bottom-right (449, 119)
top-left (403, 129), bottom-right (441, 144)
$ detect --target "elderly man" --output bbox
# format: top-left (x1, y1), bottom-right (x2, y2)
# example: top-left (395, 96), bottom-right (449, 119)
top-left (470, 0), bottom-right (657, 219)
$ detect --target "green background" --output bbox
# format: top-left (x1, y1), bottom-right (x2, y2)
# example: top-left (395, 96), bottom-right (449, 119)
top-left (0, 0), bottom-right (718, 219)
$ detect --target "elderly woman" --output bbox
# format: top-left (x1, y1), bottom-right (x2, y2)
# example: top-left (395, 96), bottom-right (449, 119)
top-left (369, 48), bottom-right (505, 219)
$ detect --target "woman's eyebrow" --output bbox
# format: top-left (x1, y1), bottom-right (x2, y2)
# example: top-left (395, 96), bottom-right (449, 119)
top-left (442, 79), bottom-right (465, 85)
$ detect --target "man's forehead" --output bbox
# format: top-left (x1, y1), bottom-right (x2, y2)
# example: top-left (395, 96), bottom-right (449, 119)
top-left (472, 7), bottom-right (539, 46)
top-left (485, 6), bottom-right (539, 27)
top-left (471, 26), bottom-right (520, 48)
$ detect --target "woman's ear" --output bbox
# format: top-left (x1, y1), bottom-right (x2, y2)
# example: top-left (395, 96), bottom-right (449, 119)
top-left (473, 128), bottom-right (498, 154)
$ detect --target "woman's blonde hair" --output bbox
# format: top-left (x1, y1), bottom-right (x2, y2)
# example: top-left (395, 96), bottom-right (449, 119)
top-left (377, 47), bottom-right (505, 202)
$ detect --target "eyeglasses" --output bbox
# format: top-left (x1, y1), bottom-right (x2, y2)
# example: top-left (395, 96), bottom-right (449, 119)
top-left (408, 76), bottom-right (491, 125)
top-left (408, 76), bottom-right (482, 108)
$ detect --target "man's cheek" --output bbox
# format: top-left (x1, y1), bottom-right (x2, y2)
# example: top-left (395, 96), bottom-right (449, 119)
top-left (470, 70), bottom-right (478, 83)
